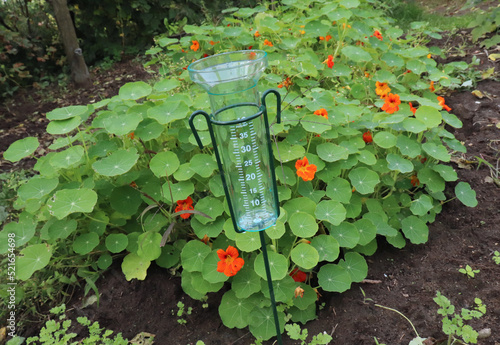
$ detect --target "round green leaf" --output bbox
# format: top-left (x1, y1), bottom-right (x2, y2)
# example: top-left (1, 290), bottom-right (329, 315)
top-left (103, 112), bottom-right (142, 136)
top-left (154, 78), bottom-right (180, 92)
top-left (110, 185), bottom-right (142, 216)
top-left (155, 244), bottom-right (180, 269)
top-left (235, 231), bottom-right (261, 252)
top-left (219, 290), bottom-right (255, 329)
top-left (455, 182), bottom-right (478, 207)
top-left (316, 142), bottom-right (349, 162)
top-left (135, 118), bottom-right (164, 141)
top-left (48, 188), bottom-right (98, 219)
top-left (232, 266), bottom-right (262, 299)
top-left (189, 154), bottom-right (217, 178)
top-left (289, 212), bottom-right (318, 238)
top-left (289, 303), bottom-right (317, 324)
top-left (16, 244), bottom-right (52, 280)
top-left (149, 151), bottom-right (180, 177)
top-left (47, 219), bottom-right (77, 240)
top-left (325, 177), bottom-right (352, 203)
top-left (341, 46), bottom-right (372, 62)
top-left (174, 163), bottom-right (196, 182)
top-left (291, 243), bottom-right (319, 269)
top-left (442, 112), bottom-right (462, 128)
top-left (181, 270), bottom-right (205, 300)
top-left (249, 306), bottom-right (286, 341)
top-left (311, 234), bottom-right (340, 262)
top-left (194, 196), bottom-right (224, 225)
top-left (162, 181), bottom-right (194, 204)
top-left (386, 153), bottom-right (414, 173)
top-left (73, 232), bottom-right (100, 255)
top-left (105, 233), bottom-right (129, 253)
top-left (301, 115), bottom-right (331, 134)
top-left (47, 116), bottom-right (82, 135)
top-left (260, 275), bottom-right (295, 303)
top-left (358, 150), bottom-right (377, 165)
top-left (3, 216), bottom-right (36, 248)
top-left (418, 167), bottom-right (445, 192)
top-left (254, 251), bottom-right (288, 281)
top-left (180, 240), bottom-right (211, 272)
top-left (92, 148), bottom-right (139, 176)
top-left (147, 100), bottom-right (189, 124)
top-left (283, 198), bottom-right (316, 221)
top-left (354, 218), bottom-right (377, 246)
top-left (410, 194), bottom-right (434, 216)
top-left (265, 220), bottom-right (286, 240)
top-left (329, 222), bottom-right (359, 248)
top-left (122, 252), bottom-right (151, 281)
top-left (422, 142), bottom-right (451, 162)
top-left (273, 142), bottom-right (305, 163)
top-left (415, 106), bottom-right (442, 128)
top-left (190, 272), bottom-right (223, 295)
top-left (381, 52), bottom-right (404, 67)
top-left (97, 253), bottom-right (113, 270)
top-left (338, 252), bottom-right (368, 283)
top-left (18, 177), bottom-right (59, 201)
top-left (348, 167), bottom-right (380, 194)
top-left (403, 118), bottom-right (428, 133)
top-left (315, 200), bottom-right (346, 226)
top-left (4, 137), bottom-right (39, 162)
top-left (397, 135), bottom-right (421, 158)
top-left (47, 105), bottom-right (88, 120)
top-left (373, 131), bottom-right (397, 149)
top-left (119, 81), bottom-right (152, 100)
top-left (191, 216), bottom-right (224, 239)
top-left (202, 250), bottom-right (230, 284)
top-left (317, 264), bottom-right (352, 292)
top-left (50, 145), bottom-right (84, 169)
top-left (432, 164), bottom-right (457, 182)
top-left (401, 216), bottom-right (429, 244)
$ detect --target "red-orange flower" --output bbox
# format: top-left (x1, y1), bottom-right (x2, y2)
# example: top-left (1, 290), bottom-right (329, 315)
top-left (323, 55), bottom-right (334, 68)
top-left (254, 31), bottom-right (261, 37)
top-left (409, 102), bottom-right (417, 115)
top-left (190, 40), bottom-right (200, 52)
top-left (290, 268), bottom-right (307, 282)
top-left (437, 96), bottom-right (451, 112)
top-left (410, 175), bottom-right (420, 187)
top-left (295, 157), bottom-right (317, 182)
top-left (314, 108), bottom-right (328, 119)
top-left (175, 196), bottom-right (194, 219)
top-left (381, 93), bottom-right (401, 114)
top-left (373, 30), bottom-right (383, 41)
top-left (127, 132), bottom-right (135, 140)
top-left (375, 81), bottom-right (391, 99)
top-left (263, 39), bottom-right (273, 47)
top-left (319, 35), bottom-right (332, 41)
top-left (216, 245), bottom-right (244, 277)
top-left (429, 81), bottom-right (435, 92)
top-left (362, 131), bottom-right (373, 144)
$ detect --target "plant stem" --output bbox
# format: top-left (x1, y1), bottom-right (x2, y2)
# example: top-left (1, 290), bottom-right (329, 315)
top-left (374, 304), bottom-right (420, 338)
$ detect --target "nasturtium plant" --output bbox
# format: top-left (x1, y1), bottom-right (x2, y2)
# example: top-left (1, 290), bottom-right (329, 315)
top-left (3, 0), bottom-right (479, 340)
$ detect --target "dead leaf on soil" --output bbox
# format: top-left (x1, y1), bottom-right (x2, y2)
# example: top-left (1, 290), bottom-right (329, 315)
top-left (130, 332), bottom-right (155, 344)
top-left (450, 156), bottom-right (476, 169)
top-left (488, 53), bottom-right (500, 61)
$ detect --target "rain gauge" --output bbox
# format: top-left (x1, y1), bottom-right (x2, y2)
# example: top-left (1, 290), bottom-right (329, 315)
top-left (188, 50), bottom-right (283, 344)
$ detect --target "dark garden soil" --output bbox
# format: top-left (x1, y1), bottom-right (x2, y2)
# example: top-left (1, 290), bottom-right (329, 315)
top-left (1, 27), bottom-right (500, 345)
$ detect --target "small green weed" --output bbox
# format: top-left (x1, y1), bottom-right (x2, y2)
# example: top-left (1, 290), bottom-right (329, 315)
top-left (284, 323), bottom-right (332, 345)
top-left (173, 301), bottom-right (193, 325)
top-left (458, 265), bottom-right (480, 278)
top-left (492, 251), bottom-right (500, 265)
top-left (434, 291), bottom-right (486, 344)
top-left (23, 304), bottom-right (128, 345)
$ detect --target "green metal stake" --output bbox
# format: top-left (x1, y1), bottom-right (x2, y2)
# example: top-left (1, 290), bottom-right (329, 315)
top-left (259, 231), bottom-right (283, 345)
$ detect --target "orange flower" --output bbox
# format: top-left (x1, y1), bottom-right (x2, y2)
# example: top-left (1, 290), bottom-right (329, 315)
top-left (295, 157), bottom-right (317, 182)
top-left (314, 108), bottom-right (328, 119)
top-left (294, 286), bottom-right (305, 298)
top-left (319, 35), bottom-right (332, 41)
top-left (373, 30), bottom-right (383, 41)
top-left (409, 102), bottom-right (417, 115)
top-left (375, 81), bottom-right (391, 99)
top-left (175, 196), bottom-right (194, 219)
top-left (190, 40), bottom-right (200, 51)
top-left (299, 30), bottom-right (305, 35)
top-left (127, 132), bottom-right (135, 140)
top-left (209, 40), bottom-right (218, 46)
top-left (290, 268), bottom-right (307, 282)
top-left (429, 81), bottom-right (435, 92)
top-left (410, 175), bottom-right (420, 187)
top-left (254, 31), bottom-right (261, 37)
top-left (216, 245), bottom-right (244, 277)
top-left (323, 55), bottom-right (334, 68)
top-left (437, 96), bottom-right (451, 112)
top-left (263, 39), bottom-right (273, 47)
top-left (362, 131), bottom-right (373, 144)
top-left (381, 93), bottom-right (401, 114)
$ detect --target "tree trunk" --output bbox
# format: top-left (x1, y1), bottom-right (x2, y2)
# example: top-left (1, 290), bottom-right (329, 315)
top-left (49, 0), bottom-right (91, 88)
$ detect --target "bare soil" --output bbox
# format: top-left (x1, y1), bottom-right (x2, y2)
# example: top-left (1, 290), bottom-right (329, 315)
top-left (1, 26), bottom-right (499, 345)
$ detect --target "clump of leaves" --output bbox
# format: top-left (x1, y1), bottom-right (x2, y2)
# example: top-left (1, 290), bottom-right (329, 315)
top-left (434, 291), bottom-right (486, 345)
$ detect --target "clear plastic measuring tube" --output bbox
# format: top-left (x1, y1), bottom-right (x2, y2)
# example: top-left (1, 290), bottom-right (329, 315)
top-left (188, 50), bottom-right (281, 232)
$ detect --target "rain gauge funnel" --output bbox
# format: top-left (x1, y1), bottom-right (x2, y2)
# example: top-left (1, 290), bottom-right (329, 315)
top-left (188, 50), bottom-right (283, 344)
